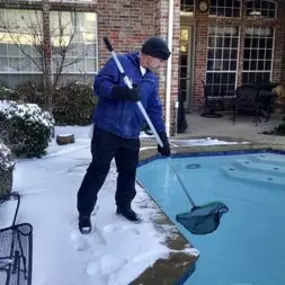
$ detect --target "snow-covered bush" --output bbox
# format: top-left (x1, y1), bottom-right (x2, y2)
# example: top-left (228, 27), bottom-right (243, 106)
top-left (0, 100), bottom-right (55, 158)
top-left (0, 140), bottom-right (15, 195)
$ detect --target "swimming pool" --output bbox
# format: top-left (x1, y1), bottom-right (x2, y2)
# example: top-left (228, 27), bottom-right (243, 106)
top-left (137, 150), bottom-right (285, 285)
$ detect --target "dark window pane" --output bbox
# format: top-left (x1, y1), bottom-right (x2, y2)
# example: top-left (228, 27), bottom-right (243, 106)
top-left (207, 60), bottom-right (214, 70)
top-left (233, 8), bottom-right (240, 17)
top-left (219, 0), bottom-right (225, 6)
top-left (216, 37), bottom-right (224, 48)
top-left (217, 8), bottom-right (224, 16)
top-left (259, 38), bottom-right (266, 48)
top-left (244, 38), bottom-right (251, 48)
top-left (208, 48), bottom-right (215, 58)
top-left (206, 73), bottom-right (213, 83)
top-left (225, 8), bottom-right (232, 17)
top-left (230, 61), bottom-right (237, 70)
top-left (263, 72), bottom-right (270, 82)
top-left (268, 10), bottom-right (275, 18)
top-left (223, 49), bottom-right (230, 59)
top-left (229, 73), bottom-right (235, 83)
top-left (262, 1), bottom-right (269, 9)
top-left (180, 54), bottom-right (187, 65)
top-left (247, 1), bottom-right (253, 8)
top-left (244, 49), bottom-right (250, 59)
top-left (180, 67), bottom-right (188, 77)
top-left (266, 39), bottom-right (273, 48)
top-left (221, 73), bottom-right (228, 83)
top-left (269, 3), bottom-right (275, 9)
top-left (214, 73), bottom-right (221, 83)
top-left (251, 49), bottom-right (258, 59)
top-left (215, 49), bottom-right (222, 58)
top-left (232, 38), bottom-right (238, 47)
top-left (252, 38), bottom-right (258, 48)
top-left (223, 60), bottom-right (229, 70)
top-left (231, 49), bottom-right (237, 59)
top-left (258, 61), bottom-right (264, 70)
top-left (265, 61), bottom-right (271, 70)
top-left (266, 49), bottom-right (272, 59)
top-left (249, 73), bottom-right (255, 83)
top-left (250, 61), bottom-right (257, 69)
top-left (259, 49), bottom-right (265, 58)
top-left (224, 37), bottom-right (231, 47)
top-left (226, 0), bottom-right (232, 6)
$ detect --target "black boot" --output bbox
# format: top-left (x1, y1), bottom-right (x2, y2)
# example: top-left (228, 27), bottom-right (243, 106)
top-left (78, 215), bottom-right (92, 234)
top-left (116, 207), bottom-right (141, 222)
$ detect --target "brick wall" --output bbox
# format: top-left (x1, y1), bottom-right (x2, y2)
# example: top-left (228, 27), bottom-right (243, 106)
top-left (192, 0), bottom-right (285, 112)
top-left (97, 0), bottom-right (179, 136)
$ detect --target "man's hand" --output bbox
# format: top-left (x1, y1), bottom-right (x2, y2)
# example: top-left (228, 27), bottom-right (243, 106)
top-left (111, 84), bottom-right (140, 101)
top-left (157, 131), bottom-right (171, 157)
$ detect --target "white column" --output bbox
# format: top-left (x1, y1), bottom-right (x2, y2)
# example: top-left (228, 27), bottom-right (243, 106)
top-left (165, 0), bottom-right (174, 136)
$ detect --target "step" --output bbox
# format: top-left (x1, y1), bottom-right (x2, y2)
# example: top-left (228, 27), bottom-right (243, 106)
top-left (233, 159), bottom-right (285, 178)
top-left (220, 166), bottom-right (285, 189)
top-left (248, 153), bottom-right (285, 167)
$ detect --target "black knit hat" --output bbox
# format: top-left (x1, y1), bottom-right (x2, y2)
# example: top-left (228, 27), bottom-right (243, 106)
top-left (141, 36), bottom-right (171, 61)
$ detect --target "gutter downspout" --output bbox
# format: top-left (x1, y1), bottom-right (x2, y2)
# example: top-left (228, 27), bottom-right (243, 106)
top-left (165, 0), bottom-right (174, 136)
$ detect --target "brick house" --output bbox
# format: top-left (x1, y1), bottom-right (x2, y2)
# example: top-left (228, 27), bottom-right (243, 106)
top-left (0, 0), bottom-right (284, 136)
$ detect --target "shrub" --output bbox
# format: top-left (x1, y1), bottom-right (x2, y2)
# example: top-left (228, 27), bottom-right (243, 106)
top-left (53, 81), bottom-right (97, 126)
top-left (0, 86), bottom-right (15, 101)
top-left (0, 140), bottom-right (15, 195)
top-left (13, 81), bottom-right (46, 107)
top-left (0, 101), bottom-right (55, 158)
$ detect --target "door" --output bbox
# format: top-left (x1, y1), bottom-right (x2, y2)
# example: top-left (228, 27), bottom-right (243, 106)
top-left (179, 26), bottom-right (194, 113)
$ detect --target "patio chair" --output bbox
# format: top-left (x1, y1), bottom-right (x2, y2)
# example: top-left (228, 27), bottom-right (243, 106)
top-left (232, 85), bottom-right (261, 125)
top-left (201, 80), bottom-right (224, 118)
top-left (0, 192), bottom-right (33, 285)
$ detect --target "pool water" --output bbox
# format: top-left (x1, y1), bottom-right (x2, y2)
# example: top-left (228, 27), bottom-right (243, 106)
top-left (137, 151), bottom-right (285, 285)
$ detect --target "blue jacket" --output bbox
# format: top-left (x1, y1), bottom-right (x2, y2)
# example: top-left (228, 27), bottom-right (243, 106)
top-left (92, 52), bottom-right (166, 139)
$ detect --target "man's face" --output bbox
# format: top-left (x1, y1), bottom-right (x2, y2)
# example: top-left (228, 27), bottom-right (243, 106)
top-left (147, 55), bottom-right (166, 70)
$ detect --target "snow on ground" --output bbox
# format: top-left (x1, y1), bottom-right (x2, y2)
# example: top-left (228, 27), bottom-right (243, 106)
top-left (0, 125), bottom-right (205, 285)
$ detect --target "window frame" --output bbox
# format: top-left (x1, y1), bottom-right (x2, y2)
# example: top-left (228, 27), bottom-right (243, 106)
top-left (205, 24), bottom-right (241, 97)
top-left (209, 0), bottom-right (242, 18)
top-left (242, 26), bottom-right (275, 84)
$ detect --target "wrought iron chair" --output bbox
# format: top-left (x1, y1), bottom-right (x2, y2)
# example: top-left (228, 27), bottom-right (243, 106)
top-left (0, 192), bottom-right (33, 285)
top-left (232, 85), bottom-right (261, 125)
top-left (201, 80), bottom-right (224, 118)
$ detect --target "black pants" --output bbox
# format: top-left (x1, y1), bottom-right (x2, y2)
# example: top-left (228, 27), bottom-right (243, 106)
top-left (77, 125), bottom-right (140, 217)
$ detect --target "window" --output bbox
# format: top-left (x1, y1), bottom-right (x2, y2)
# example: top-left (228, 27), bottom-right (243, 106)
top-left (246, 0), bottom-right (277, 19)
top-left (0, 9), bottom-right (43, 86)
top-left (206, 25), bottom-right (239, 96)
top-left (210, 0), bottom-right (241, 18)
top-left (180, 0), bottom-right (194, 15)
top-left (242, 27), bottom-right (274, 84)
top-left (50, 11), bottom-right (97, 75)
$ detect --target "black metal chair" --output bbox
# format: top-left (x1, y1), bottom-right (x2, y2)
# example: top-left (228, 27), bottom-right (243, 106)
top-left (0, 192), bottom-right (33, 285)
top-left (201, 80), bottom-right (224, 118)
top-left (232, 85), bottom-right (261, 125)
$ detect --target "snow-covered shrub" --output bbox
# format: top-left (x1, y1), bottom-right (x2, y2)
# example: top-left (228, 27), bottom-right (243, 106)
top-left (0, 100), bottom-right (55, 158)
top-left (53, 81), bottom-right (97, 126)
top-left (0, 140), bottom-right (15, 195)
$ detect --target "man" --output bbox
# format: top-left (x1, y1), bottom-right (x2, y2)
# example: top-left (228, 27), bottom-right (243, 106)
top-left (77, 36), bottom-right (171, 234)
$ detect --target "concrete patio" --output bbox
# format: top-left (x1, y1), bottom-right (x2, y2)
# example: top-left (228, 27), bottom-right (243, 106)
top-left (176, 112), bottom-right (285, 146)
